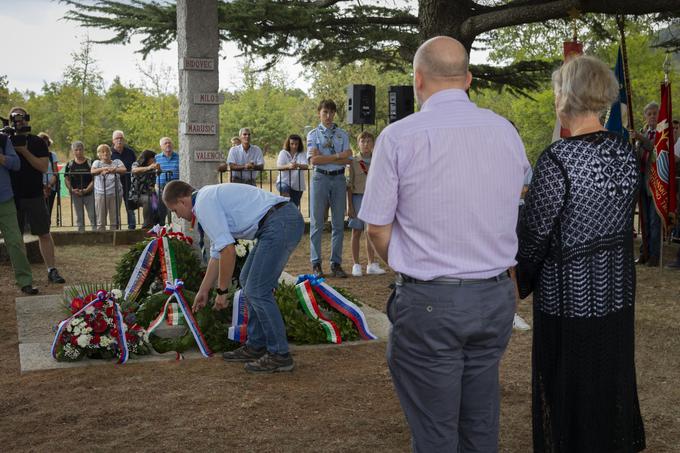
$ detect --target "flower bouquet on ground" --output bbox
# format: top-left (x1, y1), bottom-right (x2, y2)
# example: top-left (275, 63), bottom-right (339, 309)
top-left (53, 288), bottom-right (151, 362)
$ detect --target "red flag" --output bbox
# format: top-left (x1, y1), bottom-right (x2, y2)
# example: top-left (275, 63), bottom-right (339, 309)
top-left (649, 81), bottom-right (676, 230)
top-left (553, 40), bottom-right (584, 141)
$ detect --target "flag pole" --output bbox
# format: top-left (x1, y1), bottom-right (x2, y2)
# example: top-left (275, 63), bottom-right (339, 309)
top-left (616, 15), bottom-right (635, 133)
top-left (660, 53), bottom-right (673, 270)
top-left (617, 15), bottom-right (646, 261)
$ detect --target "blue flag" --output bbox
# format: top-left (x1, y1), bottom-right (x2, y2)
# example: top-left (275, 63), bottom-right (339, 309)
top-left (605, 47), bottom-right (629, 141)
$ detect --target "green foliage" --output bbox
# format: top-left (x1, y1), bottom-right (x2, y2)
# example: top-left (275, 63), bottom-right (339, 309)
top-left (62, 282), bottom-right (117, 312)
top-left (274, 282), bottom-right (361, 344)
top-left (129, 281), bottom-right (365, 355)
top-left (220, 66), bottom-right (316, 153)
top-left (134, 289), bottom-right (236, 354)
top-left (112, 238), bottom-right (205, 301)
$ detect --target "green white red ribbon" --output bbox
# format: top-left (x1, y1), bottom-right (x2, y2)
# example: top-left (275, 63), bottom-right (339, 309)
top-left (295, 280), bottom-right (341, 344)
top-left (146, 279), bottom-right (212, 357)
top-left (295, 275), bottom-right (377, 342)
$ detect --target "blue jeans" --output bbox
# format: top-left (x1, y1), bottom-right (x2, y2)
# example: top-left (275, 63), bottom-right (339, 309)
top-left (640, 192), bottom-right (661, 259)
top-left (309, 171), bottom-right (346, 265)
top-left (276, 182), bottom-right (303, 207)
top-left (239, 203), bottom-right (304, 355)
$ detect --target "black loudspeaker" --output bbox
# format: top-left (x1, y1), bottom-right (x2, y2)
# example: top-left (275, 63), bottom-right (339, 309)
top-left (388, 85), bottom-right (414, 123)
top-left (347, 84), bottom-right (376, 125)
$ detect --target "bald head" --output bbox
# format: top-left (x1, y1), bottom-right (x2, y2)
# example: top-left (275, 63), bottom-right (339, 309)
top-left (414, 36), bottom-right (469, 80)
top-left (412, 37), bottom-right (471, 106)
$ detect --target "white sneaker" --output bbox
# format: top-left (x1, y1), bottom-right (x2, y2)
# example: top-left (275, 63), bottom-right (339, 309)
top-left (366, 262), bottom-right (386, 275)
top-left (351, 263), bottom-right (362, 277)
top-left (513, 313), bottom-right (531, 331)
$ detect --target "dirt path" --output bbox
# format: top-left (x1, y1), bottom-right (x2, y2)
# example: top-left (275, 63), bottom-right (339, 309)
top-left (0, 234), bottom-right (678, 452)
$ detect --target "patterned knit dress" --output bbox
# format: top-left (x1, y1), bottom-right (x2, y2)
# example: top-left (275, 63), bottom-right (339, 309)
top-left (517, 131), bottom-right (645, 453)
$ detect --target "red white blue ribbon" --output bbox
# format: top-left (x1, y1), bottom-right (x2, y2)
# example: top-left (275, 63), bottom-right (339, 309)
top-left (124, 239), bottom-right (159, 301)
top-left (227, 289), bottom-right (248, 343)
top-left (112, 301), bottom-right (129, 364)
top-left (296, 275), bottom-right (377, 341)
top-left (51, 290), bottom-right (130, 364)
top-left (150, 279), bottom-right (213, 358)
top-left (124, 225), bottom-right (193, 301)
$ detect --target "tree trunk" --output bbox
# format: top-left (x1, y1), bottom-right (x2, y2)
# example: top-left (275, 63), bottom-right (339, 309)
top-left (418, 0), bottom-right (473, 51)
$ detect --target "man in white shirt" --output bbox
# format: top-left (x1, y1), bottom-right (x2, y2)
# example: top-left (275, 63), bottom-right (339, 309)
top-left (222, 128), bottom-right (265, 185)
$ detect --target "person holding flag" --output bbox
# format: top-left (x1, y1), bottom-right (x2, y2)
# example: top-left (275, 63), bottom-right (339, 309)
top-left (632, 102), bottom-right (662, 266)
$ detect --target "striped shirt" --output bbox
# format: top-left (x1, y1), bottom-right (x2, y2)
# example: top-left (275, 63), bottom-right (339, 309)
top-left (359, 89), bottom-right (530, 280)
top-left (155, 151), bottom-right (180, 188)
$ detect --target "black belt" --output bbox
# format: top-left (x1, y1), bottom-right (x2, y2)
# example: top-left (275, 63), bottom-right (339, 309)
top-left (315, 168), bottom-right (345, 176)
top-left (258, 201), bottom-right (289, 230)
top-left (396, 270), bottom-right (510, 286)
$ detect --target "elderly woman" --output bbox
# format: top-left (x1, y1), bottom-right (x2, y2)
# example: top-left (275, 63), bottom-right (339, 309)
top-left (517, 56), bottom-right (645, 452)
top-left (64, 141), bottom-right (95, 232)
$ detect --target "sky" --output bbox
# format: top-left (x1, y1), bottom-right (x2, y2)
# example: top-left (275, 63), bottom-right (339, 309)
top-left (2, 0), bottom-right (490, 95)
top-left (1, 0), bottom-right (309, 94)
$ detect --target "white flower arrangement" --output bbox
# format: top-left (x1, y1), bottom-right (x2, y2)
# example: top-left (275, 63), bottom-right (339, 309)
top-left (77, 334), bottom-right (92, 348)
top-left (235, 239), bottom-right (256, 258)
top-left (235, 244), bottom-right (247, 257)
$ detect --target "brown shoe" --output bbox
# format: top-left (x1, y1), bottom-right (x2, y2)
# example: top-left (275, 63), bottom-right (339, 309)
top-left (635, 256), bottom-right (648, 265)
top-left (330, 263), bottom-right (348, 278)
top-left (647, 256), bottom-right (660, 267)
top-left (312, 263), bottom-right (324, 278)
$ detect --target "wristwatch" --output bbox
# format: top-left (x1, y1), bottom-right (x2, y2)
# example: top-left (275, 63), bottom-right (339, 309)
top-left (215, 287), bottom-right (229, 295)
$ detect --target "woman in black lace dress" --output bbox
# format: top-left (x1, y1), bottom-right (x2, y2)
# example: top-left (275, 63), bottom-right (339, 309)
top-left (517, 56), bottom-right (645, 452)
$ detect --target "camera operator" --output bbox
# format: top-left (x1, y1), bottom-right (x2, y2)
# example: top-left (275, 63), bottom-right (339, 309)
top-left (6, 107), bottom-right (65, 284)
top-left (0, 127), bottom-right (38, 294)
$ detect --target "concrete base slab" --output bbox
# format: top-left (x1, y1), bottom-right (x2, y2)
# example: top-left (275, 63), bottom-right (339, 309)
top-left (15, 272), bottom-right (389, 373)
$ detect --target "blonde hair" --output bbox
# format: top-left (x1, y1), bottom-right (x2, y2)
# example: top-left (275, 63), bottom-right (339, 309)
top-left (552, 56), bottom-right (618, 118)
top-left (37, 132), bottom-right (53, 146)
top-left (96, 144), bottom-right (111, 156)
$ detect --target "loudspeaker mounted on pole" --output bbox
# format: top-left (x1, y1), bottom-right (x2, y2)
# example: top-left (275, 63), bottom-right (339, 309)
top-left (347, 84), bottom-right (376, 125)
top-left (388, 85), bottom-right (414, 123)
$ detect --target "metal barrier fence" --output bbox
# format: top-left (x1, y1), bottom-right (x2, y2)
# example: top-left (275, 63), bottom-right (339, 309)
top-left (50, 169), bottom-right (316, 230)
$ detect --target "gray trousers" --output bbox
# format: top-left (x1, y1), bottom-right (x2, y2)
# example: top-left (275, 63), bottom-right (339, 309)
top-left (72, 193), bottom-right (96, 232)
top-left (95, 194), bottom-right (121, 230)
top-left (387, 276), bottom-right (515, 453)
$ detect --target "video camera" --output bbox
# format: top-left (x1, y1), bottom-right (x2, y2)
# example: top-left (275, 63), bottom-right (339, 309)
top-left (0, 112), bottom-right (31, 147)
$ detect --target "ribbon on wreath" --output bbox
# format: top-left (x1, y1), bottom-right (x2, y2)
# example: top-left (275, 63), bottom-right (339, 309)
top-left (146, 279), bottom-right (212, 357)
top-left (295, 279), bottom-right (341, 344)
top-left (295, 275), bottom-right (377, 341)
top-left (124, 225), bottom-right (193, 301)
top-left (227, 289), bottom-right (248, 343)
top-left (51, 290), bottom-right (130, 364)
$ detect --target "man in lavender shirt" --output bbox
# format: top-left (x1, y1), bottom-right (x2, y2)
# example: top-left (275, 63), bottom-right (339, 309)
top-left (360, 37), bottom-right (529, 452)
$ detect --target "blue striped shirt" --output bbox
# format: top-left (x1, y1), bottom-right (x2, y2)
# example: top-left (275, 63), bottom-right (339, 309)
top-left (156, 151), bottom-right (179, 187)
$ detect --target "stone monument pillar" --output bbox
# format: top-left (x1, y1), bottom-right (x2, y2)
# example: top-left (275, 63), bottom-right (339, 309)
top-left (176, 0), bottom-right (223, 238)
